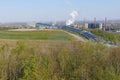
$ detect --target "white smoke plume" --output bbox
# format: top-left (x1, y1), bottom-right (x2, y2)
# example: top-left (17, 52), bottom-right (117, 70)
top-left (66, 0), bottom-right (72, 6)
top-left (66, 10), bottom-right (78, 26)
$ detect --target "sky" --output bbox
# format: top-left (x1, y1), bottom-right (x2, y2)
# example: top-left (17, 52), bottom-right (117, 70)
top-left (0, 0), bottom-right (120, 22)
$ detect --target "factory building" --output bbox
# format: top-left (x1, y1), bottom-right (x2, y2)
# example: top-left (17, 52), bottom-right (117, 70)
top-left (85, 23), bottom-right (103, 29)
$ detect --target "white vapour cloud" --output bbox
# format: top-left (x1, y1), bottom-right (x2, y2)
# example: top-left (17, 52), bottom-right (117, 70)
top-left (66, 10), bottom-right (78, 26)
top-left (66, 19), bottom-right (74, 26)
top-left (70, 11), bottom-right (78, 19)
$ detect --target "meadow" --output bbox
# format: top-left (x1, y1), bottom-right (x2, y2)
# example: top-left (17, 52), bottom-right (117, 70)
top-left (0, 30), bottom-right (76, 40)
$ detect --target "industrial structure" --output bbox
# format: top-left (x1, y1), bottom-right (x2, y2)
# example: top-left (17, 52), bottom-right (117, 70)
top-left (85, 23), bottom-right (103, 29)
top-left (83, 17), bottom-right (107, 30)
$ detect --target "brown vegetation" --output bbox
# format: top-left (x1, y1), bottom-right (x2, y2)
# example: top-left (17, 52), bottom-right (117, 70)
top-left (0, 40), bottom-right (120, 80)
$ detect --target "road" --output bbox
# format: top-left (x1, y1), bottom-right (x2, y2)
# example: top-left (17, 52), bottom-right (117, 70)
top-left (62, 26), bottom-right (117, 47)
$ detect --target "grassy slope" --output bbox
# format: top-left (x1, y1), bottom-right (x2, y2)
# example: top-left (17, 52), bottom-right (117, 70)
top-left (0, 30), bottom-right (76, 40)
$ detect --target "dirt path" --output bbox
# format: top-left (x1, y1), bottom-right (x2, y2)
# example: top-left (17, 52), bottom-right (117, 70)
top-left (62, 30), bottom-right (86, 42)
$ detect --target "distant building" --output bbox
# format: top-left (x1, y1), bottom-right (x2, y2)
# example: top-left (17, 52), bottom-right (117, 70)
top-left (105, 23), bottom-right (120, 32)
top-left (36, 23), bottom-right (57, 29)
top-left (85, 23), bottom-right (103, 29)
top-left (27, 22), bottom-right (36, 28)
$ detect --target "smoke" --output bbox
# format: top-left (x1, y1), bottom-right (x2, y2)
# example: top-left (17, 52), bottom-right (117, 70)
top-left (66, 10), bottom-right (78, 26)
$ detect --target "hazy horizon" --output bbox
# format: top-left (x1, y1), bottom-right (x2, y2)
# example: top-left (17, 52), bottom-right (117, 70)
top-left (0, 0), bottom-right (120, 23)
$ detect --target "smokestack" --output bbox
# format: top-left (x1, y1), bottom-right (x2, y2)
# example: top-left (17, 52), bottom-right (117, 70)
top-left (83, 18), bottom-right (86, 25)
top-left (83, 18), bottom-right (86, 27)
top-left (105, 17), bottom-right (107, 30)
top-left (94, 17), bottom-right (96, 28)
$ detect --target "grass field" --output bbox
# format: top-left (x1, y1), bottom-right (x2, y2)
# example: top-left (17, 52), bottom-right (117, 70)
top-left (0, 30), bottom-right (76, 40)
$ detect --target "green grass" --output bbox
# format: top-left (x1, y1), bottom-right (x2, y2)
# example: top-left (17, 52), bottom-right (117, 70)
top-left (0, 30), bottom-right (76, 40)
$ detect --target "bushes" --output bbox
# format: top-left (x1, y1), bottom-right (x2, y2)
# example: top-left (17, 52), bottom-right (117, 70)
top-left (0, 41), bottom-right (120, 80)
top-left (89, 29), bottom-right (120, 43)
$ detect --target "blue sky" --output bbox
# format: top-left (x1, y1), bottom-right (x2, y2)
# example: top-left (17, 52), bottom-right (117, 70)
top-left (0, 0), bottom-right (120, 22)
